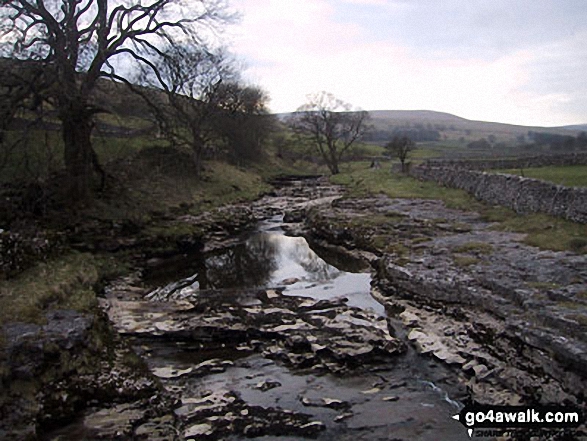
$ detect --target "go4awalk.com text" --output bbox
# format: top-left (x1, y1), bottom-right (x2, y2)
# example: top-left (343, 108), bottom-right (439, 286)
top-left (452, 404), bottom-right (584, 438)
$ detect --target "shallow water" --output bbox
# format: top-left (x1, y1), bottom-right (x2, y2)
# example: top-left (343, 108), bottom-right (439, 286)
top-left (147, 216), bottom-right (383, 315)
top-left (138, 216), bottom-right (475, 440)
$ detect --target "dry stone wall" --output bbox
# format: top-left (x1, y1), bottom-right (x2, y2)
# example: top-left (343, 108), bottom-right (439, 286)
top-left (423, 152), bottom-right (587, 171)
top-left (410, 162), bottom-right (587, 223)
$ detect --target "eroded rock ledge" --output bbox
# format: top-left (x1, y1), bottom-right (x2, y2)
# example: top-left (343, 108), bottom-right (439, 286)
top-left (0, 310), bottom-right (178, 440)
top-left (102, 282), bottom-right (404, 375)
top-left (305, 195), bottom-right (587, 408)
top-left (99, 272), bottom-right (405, 439)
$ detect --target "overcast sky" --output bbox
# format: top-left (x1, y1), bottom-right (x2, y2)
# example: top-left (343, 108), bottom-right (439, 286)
top-left (227, 0), bottom-right (587, 127)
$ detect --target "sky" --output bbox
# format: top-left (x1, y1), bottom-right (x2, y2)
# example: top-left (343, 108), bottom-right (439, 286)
top-left (227, 0), bottom-right (587, 127)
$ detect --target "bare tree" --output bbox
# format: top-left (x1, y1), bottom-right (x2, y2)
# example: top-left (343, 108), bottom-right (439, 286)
top-left (137, 47), bottom-right (273, 170)
top-left (213, 81), bottom-right (274, 165)
top-left (0, 0), bottom-right (232, 203)
top-left (137, 45), bottom-right (236, 176)
top-left (288, 92), bottom-right (369, 175)
top-left (385, 135), bottom-right (415, 173)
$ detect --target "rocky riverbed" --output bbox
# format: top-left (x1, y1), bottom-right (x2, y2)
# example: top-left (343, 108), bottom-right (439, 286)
top-left (91, 178), bottom-right (473, 440)
top-left (2, 176), bottom-right (585, 439)
top-left (306, 194), bottom-right (587, 435)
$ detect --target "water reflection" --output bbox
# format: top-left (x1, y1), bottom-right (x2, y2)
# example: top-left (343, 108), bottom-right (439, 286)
top-left (146, 224), bottom-right (382, 314)
top-left (200, 234), bottom-right (279, 289)
top-left (199, 234), bottom-right (341, 290)
top-left (195, 232), bottom-right (382, 315)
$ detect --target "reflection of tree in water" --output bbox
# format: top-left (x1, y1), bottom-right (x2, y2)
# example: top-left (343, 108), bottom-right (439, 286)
top-left (196, 234), bottom-right (343, 290)
top-left (280, 237), bottom-right (340, 282)
top-left (199, 234), bottom-right (279, 289)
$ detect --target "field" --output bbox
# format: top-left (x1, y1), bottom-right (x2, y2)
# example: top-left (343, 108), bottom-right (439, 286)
top-left (495, 165), bottom-right (587, 187)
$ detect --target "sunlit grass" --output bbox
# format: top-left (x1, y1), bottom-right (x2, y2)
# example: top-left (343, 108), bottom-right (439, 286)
top-left (332, 162), bottom-right (587, 253)
top-left (331, 163), bottom-right (476, 210)
top-left (0, 253), bottom-right (109, 326)
top-left (494, 165), bottom-right (587, 188)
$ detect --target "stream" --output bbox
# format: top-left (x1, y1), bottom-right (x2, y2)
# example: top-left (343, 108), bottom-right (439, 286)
top-left (133, 212), bottom-right (472, 440)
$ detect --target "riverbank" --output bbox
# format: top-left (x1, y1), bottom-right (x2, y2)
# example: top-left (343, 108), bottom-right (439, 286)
top-left (2, 173), bottom-right (585, 439)
top-left (95, 178), bottom-right (472, 440)
top-left (0, 203), bottom-right (261, 439)
top-left (303, 190), bottom-right (587, 432)
top-left (0, 158), bottom-right (271, 439)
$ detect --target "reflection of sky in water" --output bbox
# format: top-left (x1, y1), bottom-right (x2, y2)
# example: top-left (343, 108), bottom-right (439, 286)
top-left (259, 233), bottom-right (384, 317)
top-left (264, 234), bottom-right (341, 284)
top-left (149, 229), bottom-right (384, 315)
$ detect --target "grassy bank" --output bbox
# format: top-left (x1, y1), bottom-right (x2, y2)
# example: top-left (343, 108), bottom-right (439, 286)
top-left (0, 253), bottom-right (126, 327)
top-left (0, 148), bottom-right (291, 327)
top-left (331, 163), bottom-right (587, 253)
top-left (494, 165), bottom-right (587, 187)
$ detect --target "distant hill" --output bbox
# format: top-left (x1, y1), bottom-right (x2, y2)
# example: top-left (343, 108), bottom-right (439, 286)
top-left (367, 109), bottom-right (579, 134)
top-left (277, 109), bottom-right (583, 142)
top-left (362, 109), bottom-right (585, 144)
top-left (558, 124), bottom-right (587, 132)
top-left (368, 110), bottom-right (467, 123)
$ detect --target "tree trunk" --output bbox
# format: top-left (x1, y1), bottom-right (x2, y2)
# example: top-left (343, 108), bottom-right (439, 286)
top-left (327, 155), bottom-right (339, 174)
top-left (192, 146), bottom-right (203, 178)
top-left (62, 105), bottom-right (94, 204)
top-left (191, 131), bottom-right (204, 178)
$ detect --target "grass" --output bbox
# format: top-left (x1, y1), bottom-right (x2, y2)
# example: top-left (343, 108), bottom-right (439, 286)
top-left (0, 253), bottom-right (118, 326)
top-left (453, 242), bottom-right (494, 254)
top-left (0, 128), bottom-right (161, 183)
top-left (84, 158), bottom-right (272, 224)
top-left (494, 165), bottom-right (587, 188)
top-left (195, 161), bottom-right (272, 208)
top-left (350, 142), bottom-right (387, 157)
top-left (95, 112), bottom-right (153, 131)
top-left (0, 129), bottom-right (64, 183)
top-left (331, 163), bottom-right (480, 211)
top-left (489, 212), bottom-right (587, 253)
top-left (453, 256), bottom-right (480, 267)
top-left (566, 313), bottom-right (587, 327)
top-left (410, 148), bottom-right (441, 160)
top-left (93, 133), bottom-right (159, 164)
top-left (331, 163), bottom-right (587, 254)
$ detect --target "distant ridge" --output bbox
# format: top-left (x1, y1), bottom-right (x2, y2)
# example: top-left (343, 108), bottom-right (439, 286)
top-left (558, 124), bottom-right (587, 132)
top-left (365, 110), bottom-right (587, 138)
top-left (368, 109), bottom-right (468, 123)
top-left (275, 108), bottom-right (585, 138)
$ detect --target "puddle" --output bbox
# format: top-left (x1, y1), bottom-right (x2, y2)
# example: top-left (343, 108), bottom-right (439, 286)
top-left (145, 216), bottom-right (383, 316)
top-left (137, 216), bottom-right (475, 439)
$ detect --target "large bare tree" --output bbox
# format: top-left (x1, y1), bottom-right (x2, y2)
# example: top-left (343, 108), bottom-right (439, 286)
top-left (0, 0), bottom-right (231, 202)
top-left (288, 92), bottom-right (369, 175)
top-left (137, 46), bottom-right (273, 171)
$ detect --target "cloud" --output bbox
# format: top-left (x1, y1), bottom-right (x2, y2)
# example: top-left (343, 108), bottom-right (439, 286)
top-left (341, 0), bottom-right (388, 5)
top-left (230, 0), bottom-right (587, 126)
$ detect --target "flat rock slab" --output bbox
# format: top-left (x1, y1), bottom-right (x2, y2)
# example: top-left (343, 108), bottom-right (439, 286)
top-left (100, 288), bottom-right (404, 374)
top-left (176, 389), bottom-right (325, 440)
top-left (307, 194), bottom-right (587, 406)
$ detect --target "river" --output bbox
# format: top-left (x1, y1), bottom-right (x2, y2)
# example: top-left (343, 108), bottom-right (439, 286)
top-left (135, 210), bottom-right (472, 440)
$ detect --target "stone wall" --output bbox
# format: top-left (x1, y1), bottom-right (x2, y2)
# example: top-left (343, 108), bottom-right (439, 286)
top-left (423, 152), bottom-right (587, 171)
top-left (410, 165), bottom-right (587, 223)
